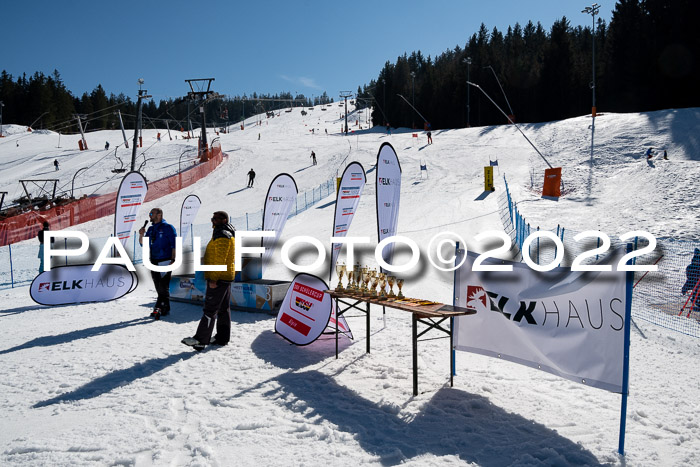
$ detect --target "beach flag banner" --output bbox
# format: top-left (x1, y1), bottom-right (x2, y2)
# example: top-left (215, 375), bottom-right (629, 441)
top-left (180, 194), bottom-right (201, 247)
top-left (330, 162), bottom-right (366, 277)
top-left (262, 174), bottom-right (298, 274)
top-left (114, 171), bottom-right (148, 248)
top-left (376, 143), bottom-right (402, 269)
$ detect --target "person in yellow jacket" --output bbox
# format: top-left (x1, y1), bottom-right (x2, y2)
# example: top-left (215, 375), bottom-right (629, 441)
top-left (182, 211), bottom-right (235, 351)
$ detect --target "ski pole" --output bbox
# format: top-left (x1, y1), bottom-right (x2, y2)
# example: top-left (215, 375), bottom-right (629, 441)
top-left (679, 276), bottom-right (700, 316)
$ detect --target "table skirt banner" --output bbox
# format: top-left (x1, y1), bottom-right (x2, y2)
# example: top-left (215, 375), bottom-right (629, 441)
top-left (453, 249), bottom-right (628, 393)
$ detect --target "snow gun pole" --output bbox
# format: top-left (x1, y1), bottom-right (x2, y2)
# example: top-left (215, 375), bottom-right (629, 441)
top-left (396, 94), bottom-right (428, 125)
top-left (467, 81), bottom-right (553, 169)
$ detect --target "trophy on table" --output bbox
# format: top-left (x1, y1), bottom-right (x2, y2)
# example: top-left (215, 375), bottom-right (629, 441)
top-left (362, 269), bottom-right (371, 296)
top-left (396, 278), bottom-right (405, 299)
top-left (387, 275), bottom-right (396, 299)
top-left (378, 274), bottom-right (387, 300)
top-left (335, 263), bottom-right (346, 292)
top-left (347, 269), bottom-right (355, 294)
top-left (370, 273), bottom-right (379, 298)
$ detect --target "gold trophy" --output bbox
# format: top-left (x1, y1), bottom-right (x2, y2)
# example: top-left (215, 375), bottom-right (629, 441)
top-left (362, 268), bottom-right (371, 296)
top-left (347, 269), bottom-right (355, 294)
top-left (359, 267), bottom-right (367, 296)
top-left (378, 274), bottom-right (387, 300)
top-left (335, 263), bottom-right (346, 292)
top-left (397, 278), bottom-right (405, 299)
top-left (387, 275), bottom-right (396, 299)
top-left (370, 273), bottom-right (379, 298)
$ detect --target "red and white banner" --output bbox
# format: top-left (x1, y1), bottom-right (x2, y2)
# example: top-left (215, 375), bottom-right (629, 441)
top-left (180, 194), bottom-right (201, 245)
top-left (376, 143), bottom-right (402, 267)
top-left (30, 264), bottom-right (137, 306)
top-left (330, 162), bottom-right (366, 277)
top-left (262, 174), bottom-right (298, 273)
top-left (454, 250), bottom-right (629, 393)
top-left (275, 273), bottom-right (336, 345)
top-left (114, 171), bottom-right (148, 248)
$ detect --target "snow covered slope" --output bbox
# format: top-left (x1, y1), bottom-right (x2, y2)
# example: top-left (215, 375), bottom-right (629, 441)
top-left (0, 106), bottom-right (699, 466)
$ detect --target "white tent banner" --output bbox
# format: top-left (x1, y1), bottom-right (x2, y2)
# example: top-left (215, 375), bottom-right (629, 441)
top-left (180, 194), bottom-right (201, 245)
top-left (275, 274), bottom-right (335, 346)
top-left (454, 250), bottom-right (629, 393)
top-left (30, 264), bottom-right (137, 306)
top-left (330, 162), bottom-right (366, 276)
top-left (114, 171), bottom-right (148, 248)
top-left (376, 143), bottom-right (402, 267)
top-left (262, 174), bottom-right (298, 273)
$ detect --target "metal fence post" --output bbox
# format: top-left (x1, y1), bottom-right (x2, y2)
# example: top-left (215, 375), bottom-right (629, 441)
top-left (9, 244), bottom-right (14, 288)
top-left (65, 238), bottom-right (69, 265)
top-left (536, 226), bottom-right (540, 265)
top-left (246, 212), bottom-right (249, 230)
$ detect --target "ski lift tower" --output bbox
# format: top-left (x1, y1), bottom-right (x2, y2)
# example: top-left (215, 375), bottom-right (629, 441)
top-left (130, 79), bottom-right (152, 171)
top-left (186, 78), bottom-right (216, 161)
top-left (339, 91), bottom-right (353, 134)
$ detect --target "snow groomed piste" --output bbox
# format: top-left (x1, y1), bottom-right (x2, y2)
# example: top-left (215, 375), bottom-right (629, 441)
top-left (1, 105), bottom-right (699, 465)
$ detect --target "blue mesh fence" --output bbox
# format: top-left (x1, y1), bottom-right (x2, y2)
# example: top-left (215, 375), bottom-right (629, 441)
top-left (499, 175), bottom-right (700, 338)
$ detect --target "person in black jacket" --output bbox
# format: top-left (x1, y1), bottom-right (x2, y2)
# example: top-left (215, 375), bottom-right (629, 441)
top-left (247, 168), bottom-right (256, 187)
top-left (37, 221), bottom-right (54, 273)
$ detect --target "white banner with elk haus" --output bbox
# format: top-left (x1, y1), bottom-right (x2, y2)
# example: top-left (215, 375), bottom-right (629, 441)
top-left (454, 249), bottom-right (629, 393)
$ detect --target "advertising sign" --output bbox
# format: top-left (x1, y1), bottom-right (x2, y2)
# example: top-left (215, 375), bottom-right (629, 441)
top-left (454, 250), bottom-right (629, 393)
top-left (262, 174), bottom-right (298, 273)
top-left (180, 194), bottom-right (201, 246)
top-left (114, 171), bottom-right (148, 248)
top-left (376, 143), bottom-right (402, 268)
top-left (330, 162), bottom-right (366, 277)
top-left (30, 264), bottom-right (137, 306)
top-left (275, 273), bottom-right (335, 345)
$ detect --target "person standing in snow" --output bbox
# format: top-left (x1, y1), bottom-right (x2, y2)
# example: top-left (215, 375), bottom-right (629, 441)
top-left (37, 221), bottom-right (54, 273)
top-left (182, 211), bottom-right (235, 351)
top-left (105, 141), bottom-right (110, 150)
top-left (247, 168), bottom-right (256, 187)
top-left (139, 208), bottom-right (177, 319)
top-left (310, 151), bottom-right (317, 165)
top-left (663, 150), bottom-right (668, 160)
top-left (646, 147), bottom-right (654, 160)
top-left (54, 159), bottom-right (59, 171)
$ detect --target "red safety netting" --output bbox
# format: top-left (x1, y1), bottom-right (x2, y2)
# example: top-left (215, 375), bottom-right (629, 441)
top-left (0, 142), bottom-right (224, 246)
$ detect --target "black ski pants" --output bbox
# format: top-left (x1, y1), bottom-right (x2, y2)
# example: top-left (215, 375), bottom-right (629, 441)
top-left (150, 269), bottom-right (172, 311)
top-left (194, 280), bottom-right (232, 344)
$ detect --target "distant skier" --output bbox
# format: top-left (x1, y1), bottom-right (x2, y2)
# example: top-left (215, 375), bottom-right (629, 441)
top-left (663, 149), bottom-right (668, 160)
top-left (427, 131), bottom-right (433, 144)
top-left (646, 147), bottom-right (654, 160)
top-left (247, 168), bottom-right (256, 188)
top-left (310, 151), bottom-right (317, 165)
top-left (105, 141), bottom-right (110, 150)
top-left (53, 159), bottom-right (59, 171)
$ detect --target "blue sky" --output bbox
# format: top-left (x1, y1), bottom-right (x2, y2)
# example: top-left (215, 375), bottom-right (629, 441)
top-left (3, 0), bottom-right (613, 102)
